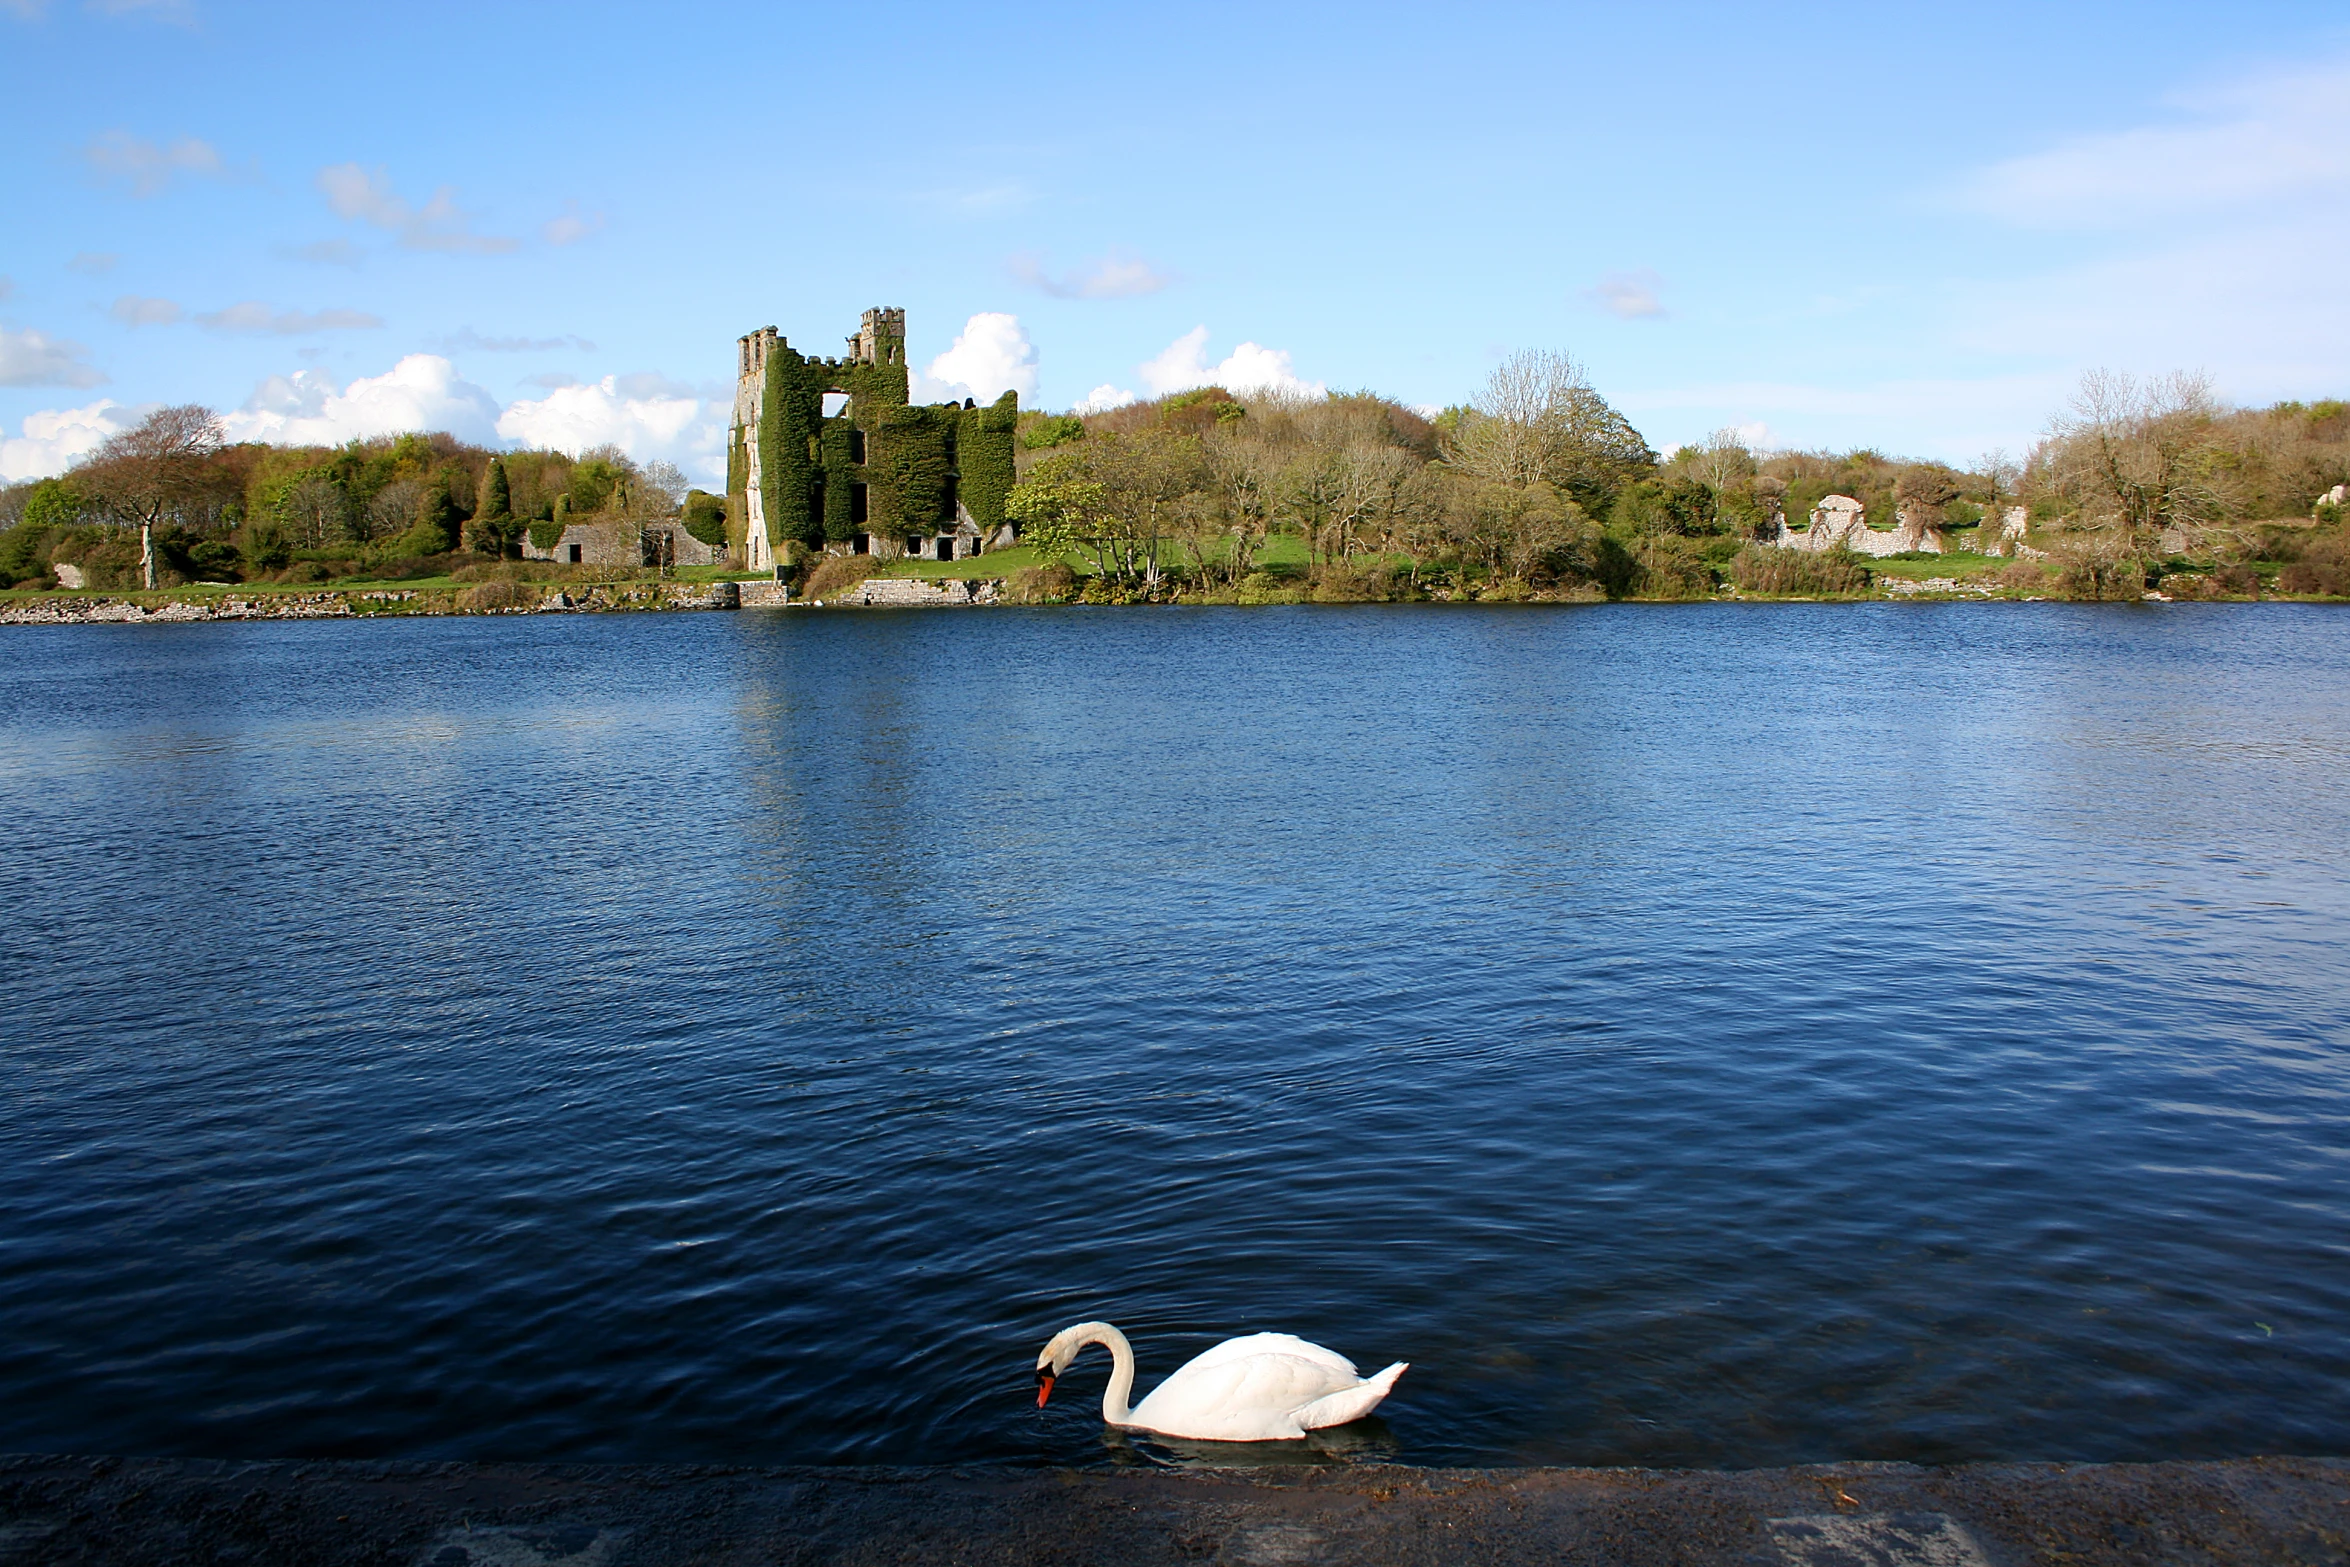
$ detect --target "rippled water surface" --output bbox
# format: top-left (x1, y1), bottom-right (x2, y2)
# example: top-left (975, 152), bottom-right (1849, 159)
top-left (1, 604), bottom-right (2346, 1469)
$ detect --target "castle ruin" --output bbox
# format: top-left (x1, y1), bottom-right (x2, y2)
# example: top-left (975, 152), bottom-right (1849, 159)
top-left (727, 308), bottom-right (1019, 575)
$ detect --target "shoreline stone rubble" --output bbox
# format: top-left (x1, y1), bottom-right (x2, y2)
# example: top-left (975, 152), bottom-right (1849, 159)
top-left (0, 1451), bottom-right (2341, 1566)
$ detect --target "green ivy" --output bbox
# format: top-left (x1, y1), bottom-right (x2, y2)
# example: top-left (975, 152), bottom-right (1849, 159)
top-left (732, 315), bottom-right (1017, 550)
top-left (958, 391), bottom-right (1018, 529)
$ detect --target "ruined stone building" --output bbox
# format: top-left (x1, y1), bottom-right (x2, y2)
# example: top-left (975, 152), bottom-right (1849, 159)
top-left (727, 308), bottom-right (1019, 575)
top-left (1774, 494), bottom-right (1948, 557)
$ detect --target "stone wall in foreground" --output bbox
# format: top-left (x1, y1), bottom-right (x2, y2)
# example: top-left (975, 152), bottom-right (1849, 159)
top-left (0, 1452), bottom-right (2340, 1567)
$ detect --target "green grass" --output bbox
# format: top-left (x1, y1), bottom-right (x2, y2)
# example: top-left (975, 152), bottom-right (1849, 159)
top-left (1867, 551), bottom-right (2013, 581)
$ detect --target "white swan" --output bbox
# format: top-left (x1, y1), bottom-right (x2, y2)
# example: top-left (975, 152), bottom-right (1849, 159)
top-left (1034, 1321), bottom-right (1408, 1442)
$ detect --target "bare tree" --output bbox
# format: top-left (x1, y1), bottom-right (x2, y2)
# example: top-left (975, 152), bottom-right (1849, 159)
top-left (638, 459), bottom-right (689, 514)
top-left (1441, 350), bottom-right (1654, 512)
top-left (2042, 369), bottom-right (2225, 540)
top-left (75, 405), bottom-right (223, 588)
top-left (362, 478), bottom-right (424, 546)
top-left (278, 475), bottom-right (350, 549)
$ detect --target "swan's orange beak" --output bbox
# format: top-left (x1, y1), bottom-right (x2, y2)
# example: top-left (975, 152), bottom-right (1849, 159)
top-left (1035, 1368), bottom-right (1056, 1408)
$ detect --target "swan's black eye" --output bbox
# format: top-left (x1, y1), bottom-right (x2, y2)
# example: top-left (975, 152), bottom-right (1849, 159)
top-left (1034, 1367), bottom-right (1053, 1386)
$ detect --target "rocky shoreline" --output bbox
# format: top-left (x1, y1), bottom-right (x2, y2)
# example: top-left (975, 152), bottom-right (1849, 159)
top-left (0, 1451), bottom-right (2342, 1565)
top-left (0, 581), bottom-right (757, 626)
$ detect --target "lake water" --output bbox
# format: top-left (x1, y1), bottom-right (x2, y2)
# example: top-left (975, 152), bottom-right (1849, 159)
top-left (0, 603), bottom-right (2345, 1471)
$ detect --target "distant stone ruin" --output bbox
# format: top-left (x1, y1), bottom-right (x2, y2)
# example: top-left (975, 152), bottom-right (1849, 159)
top-left (1774, 494), bottom-right (1945, 556)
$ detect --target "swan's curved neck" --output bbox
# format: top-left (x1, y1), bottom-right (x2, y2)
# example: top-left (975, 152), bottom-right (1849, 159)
top-left (1070, 1322), bottom-right (1137, 1425)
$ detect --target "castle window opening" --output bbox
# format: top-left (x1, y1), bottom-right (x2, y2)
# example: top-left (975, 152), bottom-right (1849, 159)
top-left (941, 476), bottom-right (958, 520)
top-left (849, 429), bottom-right (866, 464)
top-left (850, 483), bottom-right (868, 524)
top-left (821, 392), bottom-right (850, 418)
top-left (906, 536), bottom-right (923, 556)
top-left (850, 532), bottom-right (869, 555)
top-left (567, 543), bottom-right (582, 564)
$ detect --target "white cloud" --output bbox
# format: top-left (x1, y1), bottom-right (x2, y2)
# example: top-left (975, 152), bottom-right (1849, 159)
top-left (83, 130), bottom-right (221, 196)
top-left (317, 163), bottom-right (521, 256)
top-left (1010, 250), bottom-right (1173, 300)
top-left (218, 354), bottom-right (504, 446)
top-left (436, 328), bottom-right (597, 354)
top-left (542, 204), bottom-right (605, 246)
top-left (910, 311), bottom-right (1039, 404)
top-left (290, 238), bottom-right (361, 267)
top-left (108, 294), bottom-right (182, 326)
top-left (1955, 59), bottom-right (2350, 230)
top-left (1074, 384), bottom-right (1136, 414)
top-left (1618, 372), bottom-right (2073, 464)
top-left (496, 374), bottom-right (717, 478)
top-left (1137, 326), bottom-right (1326, 400)
top-left (0, 325), bottom-right (105, 387)
top-left (0, 399), bottom-right (141, 482)
top-left (195, 301), bottom-right (383, 335)
top-left (1589, 269), bottom-right (1666, 320)
top-left (1928, 54), bottom-right (2350, 412)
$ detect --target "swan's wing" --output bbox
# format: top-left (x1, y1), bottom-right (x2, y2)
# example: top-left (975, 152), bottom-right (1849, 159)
top-left (1297, 1361), bottom-right (1407, 1430)
top-left (1172, 1333), bottom-right (1359, 1381)
top-left (1130, 1352), bottom-right (1363, 1441)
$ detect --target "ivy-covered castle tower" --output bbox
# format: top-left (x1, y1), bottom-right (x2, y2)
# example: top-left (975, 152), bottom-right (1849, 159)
top-left (727, 308), bottom-right (1018, 574)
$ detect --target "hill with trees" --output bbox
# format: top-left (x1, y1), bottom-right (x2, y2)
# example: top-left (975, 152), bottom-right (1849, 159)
top-left (3, 362), bottom-right (2345, 603)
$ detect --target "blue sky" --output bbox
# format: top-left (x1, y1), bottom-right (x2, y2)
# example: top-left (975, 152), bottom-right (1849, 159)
top-left (3, 0), bottom-right (2346, 485)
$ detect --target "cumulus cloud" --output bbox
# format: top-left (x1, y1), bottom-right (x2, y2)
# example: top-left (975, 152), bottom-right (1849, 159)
top-left (317, 163), bottom-right (521, 256)
top-left (1589, 269), bottom-right (1666, 320)
top-left (910, 312), bottom-right (1040, 404)
top-left (1009, 249), bottom-right (1173, 300)
top-left (84, 130), bottom-right (221, 196)
top-left (1074, 384), bottom-right (1137, 414)
top-left (436, 327), bottom-right (597, 354)
top-left (1136, 326), bottom-right (1325, 400)
top-left (218, 354), bottom-right (504, 446)
top-left (108, 294), bottom-right (182, 326)
top-left (497, 374), bottom-right (718, 479)
top-left (66, 252), bottom-right (117, 275)
top-left (0, 399), bottom-right (141, 482)
top-left (194, 301), bottom-right (382, 335)
top-left (0, 325), bottom-right (105, 387)
top-left (1955, 59), bottom-right (2350, 230)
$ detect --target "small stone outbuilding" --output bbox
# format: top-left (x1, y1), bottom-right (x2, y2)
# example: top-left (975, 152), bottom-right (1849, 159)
top-left (521, 519), bottom-right (724, 570)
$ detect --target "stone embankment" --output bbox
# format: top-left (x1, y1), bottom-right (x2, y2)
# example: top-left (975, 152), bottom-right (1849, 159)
top-left (0, 1452), bottom-right (2341, 1566)
top-left (828, 576), bottom-right (1001, 607)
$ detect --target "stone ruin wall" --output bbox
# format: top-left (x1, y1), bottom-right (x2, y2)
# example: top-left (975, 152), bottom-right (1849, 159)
top-left (1775, 499), bottom-right (2040, 558)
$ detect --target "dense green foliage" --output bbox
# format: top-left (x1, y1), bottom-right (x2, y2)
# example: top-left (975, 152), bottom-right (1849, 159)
top-left (681, 490), bottom-right (728, 549)
top-left (728, 319), bottom-right (1015, 555)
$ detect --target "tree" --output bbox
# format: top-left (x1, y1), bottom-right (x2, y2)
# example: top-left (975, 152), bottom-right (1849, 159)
top-left (1005, 456), bottom-right (1114, 576)
top-left (277, 472), bottom-right (350, 548)
top-left (1089, 429), bottom-right (1208, 585)
top-left (1441, 350), bottom-right (1655, 513)
top-left (75, 405), bottom-right (223, 589)
top-left (2041, 369), bottom-right (2225, 541)
top-left (467, 457), bottom-right (517, 555)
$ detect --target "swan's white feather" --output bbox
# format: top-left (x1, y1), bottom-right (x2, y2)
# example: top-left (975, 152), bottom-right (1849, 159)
top-left (1171, 1332), bottom-right (1359, 1380)
top-left (1120, 1333), bottom-right (1402, 1442)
